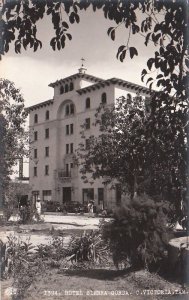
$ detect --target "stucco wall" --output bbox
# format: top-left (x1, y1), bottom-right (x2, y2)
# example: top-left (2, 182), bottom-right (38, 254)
top-left (29, 74), bottom-right (150, 209)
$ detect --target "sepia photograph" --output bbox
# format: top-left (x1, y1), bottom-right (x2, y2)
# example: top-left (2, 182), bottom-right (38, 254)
top-left (0, 0), bottom-right (189, 299)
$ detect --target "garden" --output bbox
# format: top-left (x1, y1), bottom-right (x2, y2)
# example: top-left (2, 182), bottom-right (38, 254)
top-left (1, 196), bottom-right (188, 300)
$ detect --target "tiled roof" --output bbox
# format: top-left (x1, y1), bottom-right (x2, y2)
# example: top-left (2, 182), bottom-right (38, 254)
top-left (76, 77), bottom-right (151, 95)
top-left (48, 73), bottom-right (103, 88)
top-left (27, 99), bottom-right (53, 112)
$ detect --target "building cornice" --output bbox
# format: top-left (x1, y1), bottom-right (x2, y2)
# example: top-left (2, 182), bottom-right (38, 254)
top-left (76, 77), bottom-right (152, 95)
top-left (27, 99), bottom-right (54, 112)
top-left (48, 73), bottom-right (103, 88)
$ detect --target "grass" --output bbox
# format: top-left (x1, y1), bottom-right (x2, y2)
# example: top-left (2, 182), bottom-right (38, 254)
top-left (21, 267), bottom-right (184, 300)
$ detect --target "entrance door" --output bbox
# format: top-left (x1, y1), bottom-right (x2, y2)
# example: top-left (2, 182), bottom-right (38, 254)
top-left (62, 187), bottom-right (71, 204)
top-left (82, 188), bottom-right (94, 205)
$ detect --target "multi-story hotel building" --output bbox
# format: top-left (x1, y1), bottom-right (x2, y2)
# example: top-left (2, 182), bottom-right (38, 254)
top-left (28, 67), bottom-right (150, 211)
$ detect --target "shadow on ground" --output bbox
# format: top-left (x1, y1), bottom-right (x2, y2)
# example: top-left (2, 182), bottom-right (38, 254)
top-left (62, 267), bottom-right (134, 281)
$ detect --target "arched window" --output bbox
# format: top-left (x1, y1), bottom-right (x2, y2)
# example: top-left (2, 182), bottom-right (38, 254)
top-left (65, 103), bottom-right (74, 116)
top-left (70, 104), bottom-right (74, 114)
top-left (65, 104), bottom-right (70, 116)
top-left (34, 114), bottom-right (38, 123)
top-left (46, 110), bottom-right (49, 120)
top-left (60, 86), bottom-right (64, 94)
top-left (86, 97), bottom-right (90, 109)
top-left (65, 84), bottom-right (69, 93)
top-left (101, 92), bottom-right (107, 104)
top-left (127, 93), bottom-right (132, 104)
top-left (70, 82), bottom-right (74, 91)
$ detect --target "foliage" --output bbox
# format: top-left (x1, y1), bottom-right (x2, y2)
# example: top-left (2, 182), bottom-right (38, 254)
top-left (3, 182), bottom-right (37, 224)
top-left (35, 234), bottom-right (66, 261)
top-left (1, 233), bottom-right (67, 298)
top-left (2, 234), bottom-right (44, 299)
top-left (65, 230), bottom-right (109, 267)
top-left (0, 79), bottom-right (28, 203)
top-left (101, 195), bottom-right (172, 270)
top-left (3, 182), bottom-right (29, 221)
top-left (77, 95), bottom-right (187, 224)
top-left (19, 202), bottom-right (40, 224)
top-left (1, 0), bottom-right (188, 99)
top-left (1, 231), bottom-right (107, 297)
top-left (0, 239), bottom-right (7, 278)
top-left (3, 183), bottom-right (20, 221)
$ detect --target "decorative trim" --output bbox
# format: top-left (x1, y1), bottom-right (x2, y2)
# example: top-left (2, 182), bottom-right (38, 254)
top-left (27, 99), bottom-right (54, 112)
top-left (76, 77), bottom-right (152, 95)
top-left (48, 73), bottom-right (103, 88)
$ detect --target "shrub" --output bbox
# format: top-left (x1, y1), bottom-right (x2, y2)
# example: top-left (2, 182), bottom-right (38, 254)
top-left (101, 195), bottom-right (172, 270)
top-left (65, 230), bottom-right (110, 266)
top-left (35, 234), bottom-right (66, 261)
top-left (3, 235), bottom-right (44, 299)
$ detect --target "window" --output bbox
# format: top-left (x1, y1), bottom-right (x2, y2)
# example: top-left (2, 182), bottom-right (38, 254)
top-left (34, 131), bottom-right (38, 141)
top-left (98, 188), bottom-right (104, 205)
top-left (70, 163), bottom-right (73, 169)
top-left (66, 144), bottom-right (69, 154)
top-left (45, 165), bottom-right (49, 176)
top-left (66, 143), bottom-right (74, 154)
top-left (65, 103), bottom-right (74, 116)
top-left (34, 149), bottom-right (37, 159)
top-left (45, 128), bottom-right (49, 139)
top-left (45, 146), bottom-right (49, 157)
top-left (65, 105), bottom-right (70, 116)
top-left (70, 104), bottom-right (74, 114)
top-left (66, 164), bottom-right (69, 176)
top-left (70, 124), bottom-right (73, 134)
top-left (86, 97), bottom-right (90, 109)
top-left (43, 190), bottom-right (52, 201)
top-left (66, 124), bottom-right (73, 135)
top-left (65, 84), bottom-right (69, 93)
top-left (70, 143), bottom-right (74, 153)
top-left (46, 110), bottom-right (49, 120)
top-left (101, 92), bottom-right (107, 104)
top-left (66, 124), bottom-right (69, 135)
top-left (34, 167), bottom-right (37, 177)
top-left (60, 86), bottom-right (64, 94)
top-left (85, 118), bottom-right (90, 129)
top-left (34, 114), bottom-right (38, 123)
top-left (70, 82), bottom-right (74, 91)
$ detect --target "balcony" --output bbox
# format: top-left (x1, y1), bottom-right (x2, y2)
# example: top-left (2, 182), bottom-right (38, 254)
top-left (55, 169), bottom-right (72, 183)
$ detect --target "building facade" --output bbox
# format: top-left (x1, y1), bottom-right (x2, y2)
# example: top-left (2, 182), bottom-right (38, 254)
top-left (28, 68), bottom-right (150, 211)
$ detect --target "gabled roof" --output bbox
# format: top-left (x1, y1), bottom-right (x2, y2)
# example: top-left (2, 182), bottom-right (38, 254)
top-left (27, 99), bottom-right (53, 112)
top-left (48, 73), bottom-right (103, 88)
top-left (76, 77), bottom-right (151, 95)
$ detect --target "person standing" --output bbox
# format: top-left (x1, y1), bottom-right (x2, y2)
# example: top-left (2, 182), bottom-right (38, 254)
top-left (36, 198), bottom-right (41, 215)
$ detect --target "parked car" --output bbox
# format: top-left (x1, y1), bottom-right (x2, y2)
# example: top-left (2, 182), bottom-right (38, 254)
top-left (45, 201), bottom-right (61, 212)
top-left (62, 201), bottom-right (86, 213)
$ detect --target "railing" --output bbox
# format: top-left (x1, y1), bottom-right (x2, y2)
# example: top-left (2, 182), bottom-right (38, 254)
top-left (58, 170), bottom-right (71, 178)
top-left (54, 169), bottom-right (72, 183)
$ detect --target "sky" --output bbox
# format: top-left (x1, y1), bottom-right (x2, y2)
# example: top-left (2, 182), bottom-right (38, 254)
top-left (1, 6), bottom-right (156, 178)
top-left (1, 7), bottom-right (156, 108)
